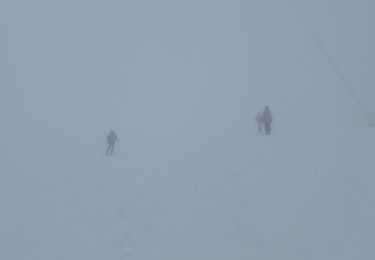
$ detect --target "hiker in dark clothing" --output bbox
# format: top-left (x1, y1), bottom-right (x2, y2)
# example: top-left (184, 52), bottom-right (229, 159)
top-left (106, 130), bottom-right (119, 156)
top-left (262, 106), bottom-right (273, 135)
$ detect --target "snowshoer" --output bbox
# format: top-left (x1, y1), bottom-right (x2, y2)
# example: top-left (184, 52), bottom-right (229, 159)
top-left (262, 106), bottom-right (272, 135)
top-left (255, 112), bottom-right (263, 133)
top-left (106, 130), bottom-right (119, 156)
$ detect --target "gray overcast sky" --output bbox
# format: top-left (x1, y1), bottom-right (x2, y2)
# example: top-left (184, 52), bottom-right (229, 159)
top-left (0, 2), bottom-right (374, 259)
top-left (0, 0), bottom-right (374, 151)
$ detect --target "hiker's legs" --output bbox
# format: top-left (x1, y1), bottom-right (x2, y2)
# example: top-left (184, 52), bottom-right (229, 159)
top-left (106, 143), bottom-right (113, 155)
top-left (265, 122), bottom-right (271, 135)
top-left (110, 143), bottom-right (115, 155)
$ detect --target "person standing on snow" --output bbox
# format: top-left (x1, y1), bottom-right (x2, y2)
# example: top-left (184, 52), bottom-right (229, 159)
top-left (262, 106), bottom-right (273, 135)
top-left (255, 112), bottom-right (264, 133)
top-left (106, 130), bottom-right (119, 156)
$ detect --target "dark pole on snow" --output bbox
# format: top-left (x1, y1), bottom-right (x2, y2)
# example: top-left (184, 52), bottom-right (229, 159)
top-left (316, 38), bottom-right (374, 127)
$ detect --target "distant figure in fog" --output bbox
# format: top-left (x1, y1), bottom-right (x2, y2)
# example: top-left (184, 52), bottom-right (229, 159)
top-left (255, 112), bottom-right (264, 133)
top-left (106, 130), bottom-right (119, 156)
top-left (262, 106), bottom-right (273, 135)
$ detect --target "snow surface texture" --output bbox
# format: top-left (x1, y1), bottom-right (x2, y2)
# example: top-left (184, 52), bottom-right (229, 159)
top-left (1, 0), bottom-right (374, 259)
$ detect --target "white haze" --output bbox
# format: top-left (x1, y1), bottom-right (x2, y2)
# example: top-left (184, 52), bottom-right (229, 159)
top-left (0, 0), bottom-right (374, 259)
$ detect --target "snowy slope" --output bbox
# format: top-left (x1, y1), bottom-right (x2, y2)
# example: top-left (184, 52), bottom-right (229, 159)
top-left (1, 0), bottom-right (375, 259)
top-left (1, 126), bottom-right (374, 260)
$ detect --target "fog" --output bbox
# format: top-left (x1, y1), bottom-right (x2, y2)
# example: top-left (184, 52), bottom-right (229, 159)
top-left (1, 0), bottom-right (374, 259)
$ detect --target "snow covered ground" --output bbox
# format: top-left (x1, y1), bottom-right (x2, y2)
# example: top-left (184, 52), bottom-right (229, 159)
top-left (1, 125), bottom-right (374, 260)
top-left (1, 0), bottom-right (374, 259)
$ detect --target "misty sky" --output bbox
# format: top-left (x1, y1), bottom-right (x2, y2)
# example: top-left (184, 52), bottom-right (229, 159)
top-left (1, 0), bottom-right (374, 152)
top-left (1, 1), bottom-right (375, 259)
